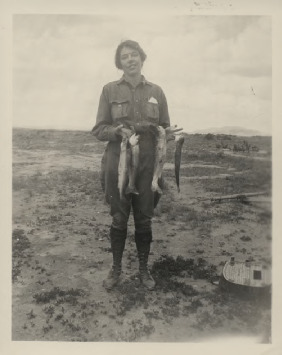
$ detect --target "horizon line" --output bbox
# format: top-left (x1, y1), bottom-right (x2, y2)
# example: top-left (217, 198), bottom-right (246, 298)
top-left (12, 126), bottom-right (271, 137)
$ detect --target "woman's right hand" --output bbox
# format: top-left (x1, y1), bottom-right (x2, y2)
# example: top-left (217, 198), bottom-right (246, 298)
top-left (114, 125), bottom-right (133, 139)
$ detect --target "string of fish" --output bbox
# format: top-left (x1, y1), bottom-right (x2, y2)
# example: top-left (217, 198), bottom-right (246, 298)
top-left (118, 126), bottom-right (185, 200)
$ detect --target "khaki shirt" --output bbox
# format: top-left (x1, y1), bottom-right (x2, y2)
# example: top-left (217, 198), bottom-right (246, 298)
top-left (92, 75), bottom-right (170, 215)
top-left (92, 75), bottom-right (170, 140)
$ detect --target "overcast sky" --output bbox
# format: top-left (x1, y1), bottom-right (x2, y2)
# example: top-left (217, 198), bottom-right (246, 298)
top-left (13, 14), bottom-right (272, 134)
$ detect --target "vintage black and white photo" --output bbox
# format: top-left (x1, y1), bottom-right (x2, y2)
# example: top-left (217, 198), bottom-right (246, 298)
top-left (10, 10), bottom-right (274, 345)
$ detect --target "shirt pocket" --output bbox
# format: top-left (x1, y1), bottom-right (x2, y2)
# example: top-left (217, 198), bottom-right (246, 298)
top-left (111, 100), bottom-right (129, 120)
top-left (145, 102), bottom-right (159, 124)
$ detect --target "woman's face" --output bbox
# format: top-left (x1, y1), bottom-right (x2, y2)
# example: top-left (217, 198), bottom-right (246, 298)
top-left (120, 46), bottom-right (143, 77)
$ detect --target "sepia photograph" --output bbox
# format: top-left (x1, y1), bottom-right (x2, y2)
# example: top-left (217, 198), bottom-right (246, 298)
top-left (2, 1), bottom-right (281, 353)
top-left (11, 12), bottom-right (273, 343)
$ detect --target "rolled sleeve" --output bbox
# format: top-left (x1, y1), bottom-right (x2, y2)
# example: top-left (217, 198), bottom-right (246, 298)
top-left (159, 89), bottom-right (170, 129)
top-left (91, 86), bottom-right (119, 142)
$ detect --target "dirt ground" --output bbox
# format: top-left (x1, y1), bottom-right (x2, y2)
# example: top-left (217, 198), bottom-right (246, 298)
top-left (12, 129), bottom-right (272, 342)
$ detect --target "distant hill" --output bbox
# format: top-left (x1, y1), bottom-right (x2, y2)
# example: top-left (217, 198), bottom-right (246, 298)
top-left (191, 126), bottom-right (270, 137)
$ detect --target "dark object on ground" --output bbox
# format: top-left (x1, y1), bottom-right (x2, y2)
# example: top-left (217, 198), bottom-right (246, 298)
top-left (209, 191), bottom-right (269, 203)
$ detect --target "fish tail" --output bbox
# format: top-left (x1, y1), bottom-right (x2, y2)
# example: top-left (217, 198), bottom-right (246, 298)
top-left (151, 182), bottom-right (163, 194)
top-left (156, 186), bottom-right (163, 194)
top-left (125, 186), bottom-right (139, 195)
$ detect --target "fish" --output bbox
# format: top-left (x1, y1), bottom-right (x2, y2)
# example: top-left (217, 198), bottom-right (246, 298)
top-left (125, 133), bottom-right (140, 195)
top-left (118, 136), bottom-right (130, 199)
top-left (151, 126), bottom-right (167, 194)
top-left (174, 135), bottom-right (185, 193)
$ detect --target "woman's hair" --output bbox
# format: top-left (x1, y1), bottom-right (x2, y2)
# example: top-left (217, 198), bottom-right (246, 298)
top-left (115, 40), bottom-right (147, 69)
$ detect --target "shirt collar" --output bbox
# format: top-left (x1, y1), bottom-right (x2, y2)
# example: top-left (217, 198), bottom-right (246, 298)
top-left (117, 75), bottom-right (151, 86)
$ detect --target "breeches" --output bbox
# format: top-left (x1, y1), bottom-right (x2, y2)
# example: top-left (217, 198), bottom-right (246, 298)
top-left (104, 139), bottom-right (157, 233)
top-left (111, 194), bottom-right (152, 233)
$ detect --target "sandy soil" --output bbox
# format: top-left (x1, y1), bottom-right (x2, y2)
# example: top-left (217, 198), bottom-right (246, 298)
top-left (12, 129), bottom-right (272, 342)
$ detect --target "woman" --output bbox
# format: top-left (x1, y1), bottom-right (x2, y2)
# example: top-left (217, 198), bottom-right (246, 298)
top-left (92, 40), bottom-right (181, 290)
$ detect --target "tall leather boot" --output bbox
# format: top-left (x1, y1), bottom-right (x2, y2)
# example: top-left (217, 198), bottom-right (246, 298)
top-left (103, 226), bottom-right (126, 290)
top-left (135, 231), bottom-right (156, 290)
